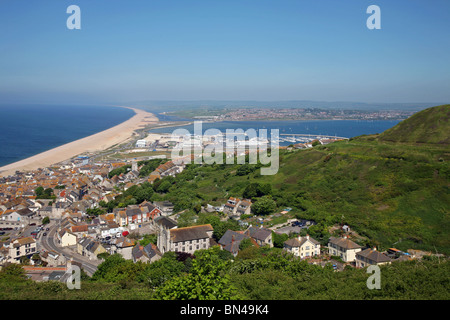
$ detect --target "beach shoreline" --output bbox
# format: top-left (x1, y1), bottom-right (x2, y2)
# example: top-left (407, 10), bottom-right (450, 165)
top-left (0, 106), bottom-right (158, 177)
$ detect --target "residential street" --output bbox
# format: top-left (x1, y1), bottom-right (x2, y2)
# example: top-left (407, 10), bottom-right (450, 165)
top-left (38, 220), bottom-right (101, 276)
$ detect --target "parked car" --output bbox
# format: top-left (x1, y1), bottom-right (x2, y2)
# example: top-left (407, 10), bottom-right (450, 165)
top-left (43, 233), bottom-right (47, 236)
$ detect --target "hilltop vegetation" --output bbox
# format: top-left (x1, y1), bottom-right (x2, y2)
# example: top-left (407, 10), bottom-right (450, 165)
top-left (1, 248), bottom-right (448, 300)
top-left (378, 104), bottom-right (449, 145)
top-left (116, 105), bottom-right (449, 254)
top-left (1, 105), bottom-right (449, 301)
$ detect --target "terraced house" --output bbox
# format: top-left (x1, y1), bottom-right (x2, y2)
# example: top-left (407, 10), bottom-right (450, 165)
top-left (6, 237), bottom-right (37, 263)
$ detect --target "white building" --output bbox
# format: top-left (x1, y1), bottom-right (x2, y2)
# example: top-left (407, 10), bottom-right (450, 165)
top-left (284, 235), bottom-right (321, 258)
top-left (155, 216), bottom-right (213, 255)
top-left (328, 236), bottom-right (362, 262)
top-left (135, 140), bottom-right (147, 148)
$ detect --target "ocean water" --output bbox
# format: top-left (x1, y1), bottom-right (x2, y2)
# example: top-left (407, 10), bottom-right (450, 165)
top-left (0, 104), bottom-right (135, 167)
top-left (149, 119), bottom-right (401, 145)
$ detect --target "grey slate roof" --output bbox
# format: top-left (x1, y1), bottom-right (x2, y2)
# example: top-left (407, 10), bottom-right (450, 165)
top-left (218, 230), bottom-right (249, 255)
top-left (246, 227), bottom-right (272, 241)
top-left (170, 224), bottom-right (213, 243)
top-left (356, 248), bottom-right (392, 263)
top-left (154, 216), bottom-right (177, 229)
top-left (284, 235), bottom-right (320, 247)
top-left (328, 237), bottom-right (362, 250)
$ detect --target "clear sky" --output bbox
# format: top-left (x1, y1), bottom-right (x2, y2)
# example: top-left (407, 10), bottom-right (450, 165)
top-left (0, 0), bottom-right (449, 104)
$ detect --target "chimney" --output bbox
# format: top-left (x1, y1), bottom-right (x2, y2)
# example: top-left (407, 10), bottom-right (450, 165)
top-left (306, 234), bottom-right (310, 240)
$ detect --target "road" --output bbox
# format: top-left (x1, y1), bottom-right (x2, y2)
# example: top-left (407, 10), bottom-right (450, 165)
top-left (38, 220), bottom-right (100, 276)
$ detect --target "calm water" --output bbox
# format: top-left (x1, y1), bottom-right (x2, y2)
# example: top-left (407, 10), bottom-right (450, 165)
top-left (149, 119), bottom-right (401, 145)
top-left (0, 105), bottom-right (402, 168)
top-left (0, 104), bottom-right (135, 167)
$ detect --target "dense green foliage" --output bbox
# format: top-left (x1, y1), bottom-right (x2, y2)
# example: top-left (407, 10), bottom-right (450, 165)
top-left (128, 137), bottom-right (449, 253)
top-left (108, 165), bottom-right (131, 178)
top-left (138, 159), bottom-right (165, 177)
top-left (100, 105), bottom-right (449, 256)
top-left (35, 186), bottom-right (55, 200)
top-left (1, 247), bottom-right (448, 300)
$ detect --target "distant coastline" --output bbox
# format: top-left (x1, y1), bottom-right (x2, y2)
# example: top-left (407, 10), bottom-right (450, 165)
top-left (148, 119), bottom-right (401, 141)
top-left (0, 106), bottom-right (158, 177)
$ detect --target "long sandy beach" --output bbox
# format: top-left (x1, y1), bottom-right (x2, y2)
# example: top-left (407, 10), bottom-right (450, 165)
top-left (0, 106), bottom-right (158, 177)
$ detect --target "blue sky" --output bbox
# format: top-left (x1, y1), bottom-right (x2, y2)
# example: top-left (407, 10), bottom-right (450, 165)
top-left (0, 0), bottom-right (449, 104)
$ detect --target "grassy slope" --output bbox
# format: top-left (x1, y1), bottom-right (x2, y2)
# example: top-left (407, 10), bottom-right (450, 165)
top-left (378, 104), bottom-right (450, 144)
top-left (170, 105), bottom-right (450, 254)
top-left (275, 138), bottom-right (449, 253)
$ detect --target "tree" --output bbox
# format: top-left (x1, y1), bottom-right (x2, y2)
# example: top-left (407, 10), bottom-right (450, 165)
top-left (42, 216), bottom-right (50, 225)
top-left (86, 207), bottom-right (106, 217)
top-left (35, 186), bottom-right (44, 197)
top-left (0, 263), bottom-right (27, 280)
top-left (243, 182), bottom-right (273, 199)
top-left (251, 195), bottom-right (277, 215)
top-left (35, 186), bottom-right (55, 200)
top-left (272, 232), bottom-right (289, 248)
top-left (156, 180), bottom-right (172, 193)
top-left (136, 251), bottom-right (184, 288)
top-left (239, 238), bottom-right (254, 251)
top-left (155, 247), bottom-right (239, 300)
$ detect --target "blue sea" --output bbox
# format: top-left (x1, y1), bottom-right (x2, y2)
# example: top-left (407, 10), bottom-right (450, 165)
top-left (149, 118), bottom-right (401, 145)
top-left (0, 104), bottom-right (135, 167)
top-left (0, 105), bottom-right (401, 168)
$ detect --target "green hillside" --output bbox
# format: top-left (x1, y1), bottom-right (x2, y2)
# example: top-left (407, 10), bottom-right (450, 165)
top-left (106, 105), bottom-right (450, 254)
top-left (378, 104), bottom-right (450, 145)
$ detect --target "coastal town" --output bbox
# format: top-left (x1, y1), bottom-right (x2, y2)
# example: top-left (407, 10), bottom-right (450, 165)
top-left (0, 128), bottom-right (437, 283)
top-left (169, 107), bottom-right (415, 122)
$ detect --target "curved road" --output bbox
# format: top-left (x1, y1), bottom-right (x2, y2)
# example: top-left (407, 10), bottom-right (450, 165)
top-left (39, 220), bottom-right (100, 276)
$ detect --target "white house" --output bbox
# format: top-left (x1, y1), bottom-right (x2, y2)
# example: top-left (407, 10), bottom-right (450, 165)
top-left (284, 234), bottom-right (321, 258)
top-left (328, 236), bottom-right (362, 262)
top-left (57, 228), bottom-right (77, 247)
top-left (7, 237), bottom-right (37, 263)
